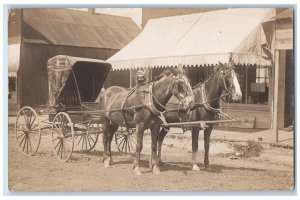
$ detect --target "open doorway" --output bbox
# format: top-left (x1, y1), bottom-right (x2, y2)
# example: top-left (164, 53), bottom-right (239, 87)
top-left (284, 50), bottom-right (294, 127)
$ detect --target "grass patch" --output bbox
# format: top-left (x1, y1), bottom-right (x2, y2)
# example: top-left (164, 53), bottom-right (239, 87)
top-left (232, 140), bottom-right (263, 158)
top-left (218, 140), bottom-right (263, 159)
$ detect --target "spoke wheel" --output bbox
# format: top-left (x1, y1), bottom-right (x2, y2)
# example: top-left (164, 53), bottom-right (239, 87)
top-left (75, 122), bottom-right (101, 152)
top-left (115, 127), bottom-right (136, 155)
top-left (51, 112), bottom-right (74, 162)
top-left (15, 106), bottom-right (41, 156)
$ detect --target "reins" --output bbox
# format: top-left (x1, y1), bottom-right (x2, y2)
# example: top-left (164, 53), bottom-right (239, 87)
top-left (189, 67), bottom-right (235, 120)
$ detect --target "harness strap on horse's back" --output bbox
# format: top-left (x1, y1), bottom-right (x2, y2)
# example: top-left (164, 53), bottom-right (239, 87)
top-left (120, 89), bottom-right (136, 128)
top-left (145, 83), bottom-right (168, 125)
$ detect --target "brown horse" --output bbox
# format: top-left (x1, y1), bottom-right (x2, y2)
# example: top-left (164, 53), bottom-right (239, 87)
top-left (101, 68), bottom-right (194, 175)
top-left (156, 62), bottom-right (242, 171)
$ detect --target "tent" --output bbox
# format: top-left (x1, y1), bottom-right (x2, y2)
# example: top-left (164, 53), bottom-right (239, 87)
top-left (108, 8), bottom-right (275, 70)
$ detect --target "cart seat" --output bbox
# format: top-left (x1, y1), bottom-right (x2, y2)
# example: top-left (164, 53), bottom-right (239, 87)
top-left (59, 90), bottom-right (80, 105)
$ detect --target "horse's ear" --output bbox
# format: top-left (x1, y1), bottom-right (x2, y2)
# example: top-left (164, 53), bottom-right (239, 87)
top-left (169, 67), bottom-right (178, 76)
top-left (218, 61), bottom-right (226, 67)
top-left (178, 64), bottom-right (183, 72)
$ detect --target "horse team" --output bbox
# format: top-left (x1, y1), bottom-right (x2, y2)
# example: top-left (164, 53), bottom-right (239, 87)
top-left (100, 62), bottom-right (242, 175)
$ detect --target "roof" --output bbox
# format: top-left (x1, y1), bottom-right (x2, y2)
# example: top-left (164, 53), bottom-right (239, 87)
top-left (47, 55), bottom-right (111, 107)
top-left (272, 8), bottom-right (293, 20)
top-left (47, 55), bottom-right (111, 71)
top-left (108, 8), bottom-right (275, 70)
top-left (22, 8), bottom-right (141, 49)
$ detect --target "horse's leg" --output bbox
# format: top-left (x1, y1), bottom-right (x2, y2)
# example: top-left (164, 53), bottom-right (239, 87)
top-left (102, 123), bottom-right (109, 167)
top-left (157, 127), bottom-right (169, 165)
top-left (106, 124), bottom-right (118, 167)
top-left (132, 123), bottom-right (145, 175)
top-left (204, 125), bottom-right (213, 170)
top-left (150, 125), bottom-right (161, 174)
top-left (191, 126), bottom-right (201, 171)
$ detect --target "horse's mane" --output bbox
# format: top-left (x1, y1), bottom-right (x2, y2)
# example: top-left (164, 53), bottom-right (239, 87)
top-left (154, 68), bottom-right (186, 81)
top-left (154, 70), bottom-right (172, 81)
top-left (134, 69), bottom-right (173, 88)
top-left (192, 64), bottom-right (223, 89)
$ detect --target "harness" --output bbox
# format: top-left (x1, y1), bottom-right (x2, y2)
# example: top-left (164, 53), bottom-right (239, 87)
top-left (120, 89), bottom-right (136, 128)
top-left (144, 82), bottom-right (168, 125)
top-left (118, 83), bottom-right (169, 127)
top-left (196, 69), bottom-right (234, 120)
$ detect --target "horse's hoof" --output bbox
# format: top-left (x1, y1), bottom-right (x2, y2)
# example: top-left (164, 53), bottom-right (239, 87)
top-left (108, 158), bottom-right (113, 165)
top-left (132, 161), bottom-right (137, 169)
top-left (133, 167), bottom-right (142, 175)
top-left (104, 159), bottom-right (111, 168)
top-left (192, 164), bottom-right (200, 171)
top-left (152, 165), bottom-right (161, 175)
top-left (149, 161), bottom-right (153, 169)
top-left (204, 165), bottom-right (212, 171)
top-left (157, 160), bottom-right (164, 166)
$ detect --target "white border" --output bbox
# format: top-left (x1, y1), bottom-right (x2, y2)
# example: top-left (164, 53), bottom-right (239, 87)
top-left (1, 0), bottom-right (299, 199)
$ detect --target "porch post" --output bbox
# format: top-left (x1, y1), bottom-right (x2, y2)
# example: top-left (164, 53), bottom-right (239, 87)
top-left (273, 50), bottom-right (280, 142)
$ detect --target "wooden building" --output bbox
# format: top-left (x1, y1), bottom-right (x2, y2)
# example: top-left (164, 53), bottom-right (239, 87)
top-left (267, 9), bottom-right (294, 131)
top-left (8, 8), bottom-right (140, 108)
top-left (223, 8), bottom-right (294, 130)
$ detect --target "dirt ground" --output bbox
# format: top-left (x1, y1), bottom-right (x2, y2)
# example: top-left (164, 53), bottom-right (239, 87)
top-left (8, 124), bottom-right (294, 192)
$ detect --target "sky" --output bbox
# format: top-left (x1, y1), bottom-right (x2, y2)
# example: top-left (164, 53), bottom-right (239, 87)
top-left (69, 8), bottom-right (142, 28)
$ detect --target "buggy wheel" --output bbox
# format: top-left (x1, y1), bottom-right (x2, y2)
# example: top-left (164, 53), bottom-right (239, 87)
top-left (15, 106), bottom-right (41, 156)
top-left (115, 127), bottom-right (136, 155)
top-left (75, 122), bottom-right (100, 152)
top-left (51, 112), bottom-right (74, 162)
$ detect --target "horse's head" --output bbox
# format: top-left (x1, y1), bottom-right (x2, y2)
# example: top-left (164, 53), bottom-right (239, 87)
top-left (216, 61), bottom-right (242, 102)
top-left (168, 65), bottom-right (194, 109)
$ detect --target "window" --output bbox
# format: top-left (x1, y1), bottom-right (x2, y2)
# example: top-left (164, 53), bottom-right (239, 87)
top-left (235, 64), bottom-right (269, 105)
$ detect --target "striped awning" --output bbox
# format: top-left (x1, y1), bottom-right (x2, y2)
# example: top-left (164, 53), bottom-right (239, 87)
top-left (108, 8), bottom-right (275, 71)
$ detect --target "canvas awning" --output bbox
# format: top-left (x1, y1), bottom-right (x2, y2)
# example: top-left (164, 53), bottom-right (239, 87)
top-left (108, 8), bottom-right (275, 70)
top-left (8, 43), bottom-right (20, 77)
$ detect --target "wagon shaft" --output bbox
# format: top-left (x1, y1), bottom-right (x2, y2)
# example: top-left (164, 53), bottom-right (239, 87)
top-left (162, 119), bottom-right (248, 127)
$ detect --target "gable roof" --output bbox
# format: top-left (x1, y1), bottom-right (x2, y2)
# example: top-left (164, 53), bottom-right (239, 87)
top-left (22, 8), bottom-right (141, 49)
top-left (272, 8), bottom-right (293, 20)
top-left (108, 8), bottom-right (275, 70)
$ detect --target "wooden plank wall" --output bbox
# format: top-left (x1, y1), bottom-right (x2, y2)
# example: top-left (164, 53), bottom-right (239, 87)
top-left (18, 41), bottom-right (118, 107)
top-left (221, 103), bottom-right (270, 129)
top-left (275, 19), bottom-right (293, 50)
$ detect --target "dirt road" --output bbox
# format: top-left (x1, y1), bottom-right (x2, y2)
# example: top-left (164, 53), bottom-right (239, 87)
top-left (8, 125), bottom-right (294, 191)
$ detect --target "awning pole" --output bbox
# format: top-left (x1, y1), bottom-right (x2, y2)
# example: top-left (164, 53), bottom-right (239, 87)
top-left (129, 70), bottom-right (132, 88)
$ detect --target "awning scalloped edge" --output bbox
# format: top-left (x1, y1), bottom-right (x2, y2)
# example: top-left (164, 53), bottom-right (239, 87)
top-left (110, 53), bottom-right (272, 71)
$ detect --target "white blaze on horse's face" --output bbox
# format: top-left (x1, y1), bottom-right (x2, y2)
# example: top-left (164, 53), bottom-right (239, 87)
top-left (223, 68), bottom-right (242, 102)
top-left (231, 70), bottom-right (242, 101)
top-left (173, 73), bottom-right (194, 109)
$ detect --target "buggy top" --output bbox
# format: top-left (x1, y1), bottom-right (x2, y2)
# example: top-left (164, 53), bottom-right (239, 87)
top-left (47, 55), bottom-right (111, 107)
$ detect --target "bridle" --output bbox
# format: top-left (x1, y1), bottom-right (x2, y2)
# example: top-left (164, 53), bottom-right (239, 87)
top-left (142, 73), bottom-right (193, 125)
top-left (169, 73), bottom-right (193, 107)
top-left (220, 67), bottom-right (235, 102)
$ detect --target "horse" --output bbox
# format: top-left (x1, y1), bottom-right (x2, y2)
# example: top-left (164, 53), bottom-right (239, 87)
top-left (156, 61), bottom-right (242, 171)
top-left (101, 67), bottom-right (194, 175)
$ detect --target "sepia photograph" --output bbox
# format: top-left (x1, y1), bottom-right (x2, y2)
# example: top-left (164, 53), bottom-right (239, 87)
top-left (6, 6), bottom-right (295, 192)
